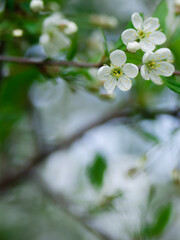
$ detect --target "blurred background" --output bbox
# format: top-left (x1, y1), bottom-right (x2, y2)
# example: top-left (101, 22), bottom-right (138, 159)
top-left (0, 0), bottom-right (180, 239)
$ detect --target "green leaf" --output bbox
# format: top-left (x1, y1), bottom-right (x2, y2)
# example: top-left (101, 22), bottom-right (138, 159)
top-left (144, 203), bottom-right (172, 237)
top-left (170, 25), bottom-right (180, 66)
top-left (87, 154), bottom-right (107, 188)
top-left (100, 28), bottom-right (109, 57)
top-left (0, 67), bottom-right (40, 147)
top-left (153, 0), bottom-right (168, 34)
top-left (67, 32), bottom-right (78, 60)
top-left (126, 50), bottom-right (144, 65)
top-left (162, 75), bottom-right (180, 94)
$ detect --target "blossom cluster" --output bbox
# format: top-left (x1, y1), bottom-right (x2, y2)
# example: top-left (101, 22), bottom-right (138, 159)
top-left (39, 13), bottom-right (78, 58)
top-left (98, 12), bottom-right (175, 94)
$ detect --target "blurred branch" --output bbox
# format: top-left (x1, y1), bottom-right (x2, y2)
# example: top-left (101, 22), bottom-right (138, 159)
top-left (0, 55), bottom-right (180, 76)
top-left (0, 107), bottom-right (180, 194)
top-left (0, 55), bottom-right (102, 68)
top-left (34, 175), bottom-right (113, 240)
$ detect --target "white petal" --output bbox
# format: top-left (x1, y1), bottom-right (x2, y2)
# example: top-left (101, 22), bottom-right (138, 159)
top-left (149, 71), bottom-right (163, 85)
top-left (148, 31), bottom-right (166, 45)
top-left (140, 65), bottom-right (150, 80)
top-left (104, 77), bottom-right (116, 94)
top-left (121, 29), bottom-right (138, 45)
top-left (154, 48), bottom-right (173, 61)
top-left (139, 39), bottom-right (155, 52)
top-left (143, 17), bottom-right (160, 32)
top-left (131, 12), bottom-right (143, 30)
top-left (122, 63), bottom-right (139, 78)
top-left (98, 66), bottom-right (111, 81)
top-left (110, 50), bottom-right (127, 67)
top-left (142, 51), bottom-right (156, 64)
top-left (117, 75), bottom-right (132, 91)
top-left (155, 62), bottom-right (175, 77)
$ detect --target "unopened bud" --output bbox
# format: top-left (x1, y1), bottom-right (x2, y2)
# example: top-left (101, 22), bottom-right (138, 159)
top-left (127, 42), bottom-right (140, 53)
top-left (12, 29), bottom-right (23, 37)
top-left (30, 0), bottom-right (44, 12)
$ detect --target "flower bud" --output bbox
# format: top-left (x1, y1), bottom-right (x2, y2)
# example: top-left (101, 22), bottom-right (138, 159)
top-left (127, 42), bottom-right (141, 53)
top-left (12, 29), bottom-right (23, 37)
top-left (30, 0), bottom-right (44, 12)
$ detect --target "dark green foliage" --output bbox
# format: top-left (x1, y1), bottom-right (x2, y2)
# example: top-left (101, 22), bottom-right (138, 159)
top-left (0, 67), bottom-right (40, 146)
top-left (87, 153), bottom-right (107, 188)
top-left (153, 0), bottom-right (168, 34)
top-left (144, 203), bottom-right (172, 237)
top-left (162, 75), bottom-right (180, 94)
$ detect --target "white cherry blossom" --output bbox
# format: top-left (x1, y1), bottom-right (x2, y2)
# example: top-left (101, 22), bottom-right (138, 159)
top-left (98, 50), bottom-right (139, 94)
top-left (122, 12), bottom-right (166, 52)
top-left (40, 13), bottom-right (78, 57)
top-left (140, 48), bottom-right (175, 85)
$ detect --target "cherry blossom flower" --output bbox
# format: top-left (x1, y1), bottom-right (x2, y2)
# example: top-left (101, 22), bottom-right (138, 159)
top-left (140, 48), bottom-right (175, 85)
top-left (98, 50), bottom-right (138, 94)
top-left (39, 13), bottom-right (78, 57)
top-left (122, 12), bottom-right (166, 52)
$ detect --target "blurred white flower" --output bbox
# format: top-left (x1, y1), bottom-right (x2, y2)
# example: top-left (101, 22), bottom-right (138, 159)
top-left (175, 0), bottom-right (180, 6)
top-left (43, 13), bottom-right (77, 35)
top-left (127, 41), bottom-right (141, 53)
top-left (12, 29), bottom-right (23, 37)
top-left (40, 27), bottom-right (70, 57)
top-left (140, 48), bottom-right (174, 85)
top-left (98, 50), bottom-right (138, 94)
top-left (122, 12), bottom-right (166, 52)
top-left (30, 0), bottom-right (44, 12)
top-left (40, 13), bottom-right (78, 58)
top-left (90, 14), bottom-right (118, 29)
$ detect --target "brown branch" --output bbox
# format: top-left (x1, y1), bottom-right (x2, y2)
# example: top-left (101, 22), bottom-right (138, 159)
top-left (0, 55), bottom-right (180, 76)
top-left (0, 55), bottom-right (102, 68)
top-left (0, 107), bottom-right (179, 194)
top-left (34, 175), bottom-right (113, 240)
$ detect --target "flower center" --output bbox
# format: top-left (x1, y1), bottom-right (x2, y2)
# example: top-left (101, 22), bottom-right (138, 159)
top-left (138, 30), bottom-right (145, 39)
top-left (111, 67), bottom-right (122, 79)
top-left (148, 61), bottom-right (157, 69)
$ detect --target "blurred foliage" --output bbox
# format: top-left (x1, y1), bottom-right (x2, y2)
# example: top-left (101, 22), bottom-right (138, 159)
top-left (0, 0), bottom-right (180, 239)
top-left (87, 153), bottom-right (107, 188)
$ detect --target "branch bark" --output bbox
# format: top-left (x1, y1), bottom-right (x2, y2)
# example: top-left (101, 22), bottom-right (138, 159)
top-left (0, 107), bottom-right (179, 194)
top-left (0, 55), bottom-right (180, 76)
top-left (34, 175), bottom-right (113, 240)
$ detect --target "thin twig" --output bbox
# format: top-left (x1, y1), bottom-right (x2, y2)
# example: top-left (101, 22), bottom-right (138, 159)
top-left (0, 55), bottom-right (180, 76)
top-left (0, 55), bottom-right (102, 68)
top-left (0, 107), bottom-right (179, 194)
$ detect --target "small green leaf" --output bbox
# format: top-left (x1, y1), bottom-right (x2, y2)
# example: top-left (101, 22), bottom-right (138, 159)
top-left (153, 0), bottom-right (168, 34)
top-left (67, 32), bottom-right (78, 60)
top-left (100, 28), bottom-right (109, 57)
top-left (87, 153), bottom-right (107, 188)
top-left (144, 203), bottom-right (172, 237)
top-left (162, 75), bottom-right (180, 94)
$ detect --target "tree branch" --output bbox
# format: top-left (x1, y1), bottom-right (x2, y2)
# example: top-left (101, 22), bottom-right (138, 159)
top-left (0, 55), bottom-right (180, 76)
top-left (34, 175), bottom-right (113, 240)
top-left (0, 55), bottom-right (102, 68)
top-left (0, 107), bottom-right (179, 194)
